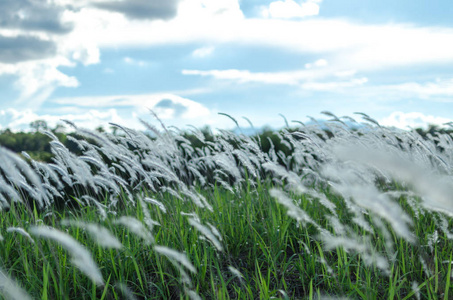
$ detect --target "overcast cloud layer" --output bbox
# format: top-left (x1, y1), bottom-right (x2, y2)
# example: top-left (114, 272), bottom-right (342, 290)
top-left (0, 0), bottom-right (452, 131)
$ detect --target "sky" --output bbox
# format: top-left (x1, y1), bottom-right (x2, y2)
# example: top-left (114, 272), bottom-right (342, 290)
top-left (1, 0), bottom-right (453, 132)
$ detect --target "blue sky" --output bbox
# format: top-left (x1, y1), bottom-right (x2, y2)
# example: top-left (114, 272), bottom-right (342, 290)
top-left (1, 0), bottom-right (453, 132)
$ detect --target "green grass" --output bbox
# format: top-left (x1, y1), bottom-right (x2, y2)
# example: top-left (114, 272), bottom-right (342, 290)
top-left (1, 179), bottom-right (452, 299)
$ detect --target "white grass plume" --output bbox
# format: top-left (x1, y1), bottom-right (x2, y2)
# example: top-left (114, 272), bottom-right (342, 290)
top-left (138, 196), bottom-right (160, 230)
top-left (0, 177), bottom-right (21, 206)
top-left (435, 215), bottom-right (453, 240)
top-left (184, 287), bottom-right (202, 300)
top-left (154, 246), bottom-right (196, 273)
top-left (411, 281), bottom-right (421, 300)
top-left (188, 217), bottom-right (223, 251)
top-left (0, 147), bottom-right (47, 207)
top-left (270, 189), bottom-right (320, 229)
top-left (322, 161), bottom-right (415, 243)
top-left (6, 227), bottom-right (34, 244)
top-left (263, 162), bottom-right (306, 194)
top-left (333, 143), bottom-right (453, 217)
top-left (143, 197), bottom-right (167, 213)
top-left (334, 181), bottom-right (414, 243)
top-left (81, 195), bottom-right (107, 220)
top-left (228, 266), bottom-right (244, 283)
top-left (60, 220), bottom-right (122, 249)
top-left (319, 230), bottom-right (389, 274)
top-left (206, 222), bottom-right (222, 241)
top-left (114, 216), bottom-right (154, 244)
top-left (116, 283), bottom-right (138, 300)
top-left (0, 267), bottom-right (32, 300)
top-left (29, 226), bottom-right (104, 286)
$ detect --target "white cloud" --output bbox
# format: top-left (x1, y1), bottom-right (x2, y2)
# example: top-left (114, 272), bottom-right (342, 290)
top-left (123, 56), bottom-right (147, 67)
top-left (103, 67), bottom-right (114, 74)
top-left (52, 93), bottom-right (209, 116)
top-left (261, 0), bottom-right (321, 19)
top-left (0, 108), bottom-right (124, 132)
top-left (380, 112), bottom-right (453, 129)
top-left (182, 68), bottom-right (323, 85)
top-left (183, 69), bottom-right (298, 84)
top-left (70, 43), bottom-right (100, 66)
top-left (305, 58), bottom-right (328, 69)
top-left (382, 78), bottom-right (453, 100)
top-left (192, 46), bottom-right (215, 58)
top-left (334, 70), bottom-right (357, 78)
top-left (0, 59), bottom-right (79, 107)
top-left (181, 0), bottom-right (244, 21)
top-left (182, 62), bottom-right (367, 91)
top-left (0, 109), bottom-right (37, 131)
top-left (347, 78), bottom-right (453, 103)
top-left (49, 93), bottom-right (215, 129)
top-left (76, 5), bottom-right (453, 72)
top-left (301, 77), bottom-right (368, 91)
top-left (0, 90), bottom-right (218, 131)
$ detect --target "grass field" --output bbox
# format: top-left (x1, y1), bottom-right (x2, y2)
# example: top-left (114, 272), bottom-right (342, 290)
top-left (1, 112), bottom-right (453, 299)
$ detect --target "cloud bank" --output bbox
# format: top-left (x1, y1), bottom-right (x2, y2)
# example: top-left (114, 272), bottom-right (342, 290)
top-left (182, 58), bottom-right (367, 92)
top-left (1, 93), bottom-right (214, 132)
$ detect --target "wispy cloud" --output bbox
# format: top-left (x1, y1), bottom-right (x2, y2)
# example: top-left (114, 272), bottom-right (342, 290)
top-left (182, 59), bottom-right (368, 91)
top-left (0, 59), bottom-right (79, 107)
top-left (103, 67), bottom-right (114, 74)
top-left (301, 77), bottom-right (368, 91)
top-left (123, 56), bottom-right (148, 67)
top-left (344, 77), bottom-right (453, 104)
top-left (0, 108), bottom-right (124, 131)
top-left (261, 0), bottom-right (322, 19)
top-left (52, 93), bottom-right (211, 118)
top-left (380, 112), bottom-right (453, 129)
top-left (77, 6), bottom-right (453, 72)
top-left (28, 93), bottom-right (216, 131)
top-left (192, 46), bottom-right (215, 58)
top-left (305, 58), bottom-right (328, 69)
top-left (381, 78), bottom-right (453, 100)
top-left (182, 69), bottom-right (306, 85)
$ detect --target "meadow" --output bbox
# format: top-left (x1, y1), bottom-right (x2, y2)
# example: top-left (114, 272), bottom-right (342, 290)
top-left (0, 112), bottom-right (453, 299)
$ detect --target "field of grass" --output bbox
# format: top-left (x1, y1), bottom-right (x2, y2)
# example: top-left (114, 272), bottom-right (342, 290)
top-left (1, 112), bottom-right (453, 299)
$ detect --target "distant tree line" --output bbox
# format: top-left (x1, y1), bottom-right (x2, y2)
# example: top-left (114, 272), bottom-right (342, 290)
top-left (0, 121), bottom-right (67, 162)
top-left (0, 120), bottom-right (136, 162)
